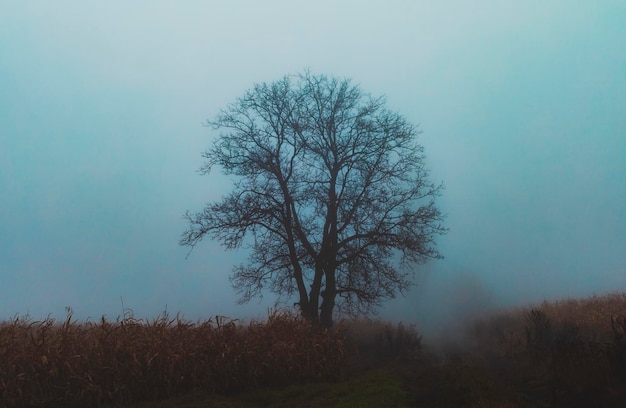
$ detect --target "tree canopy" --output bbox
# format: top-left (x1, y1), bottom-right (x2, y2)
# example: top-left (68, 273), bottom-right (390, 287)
top-left (181, 72), bottom-right (446, 328)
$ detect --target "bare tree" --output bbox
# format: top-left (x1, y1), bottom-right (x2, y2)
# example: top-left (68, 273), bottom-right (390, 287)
top-left (181, 72), bottom-right (446, 328)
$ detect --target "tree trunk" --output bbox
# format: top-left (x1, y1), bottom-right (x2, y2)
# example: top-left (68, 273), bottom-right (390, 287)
top-left (297, 298), bottom-right (313, 321)
top-left (319, 267), bottom-right (336, 329)
top-left (306, 265), bottom-right (324, 324)
top-left (291, 253), bottom-right (313, 321)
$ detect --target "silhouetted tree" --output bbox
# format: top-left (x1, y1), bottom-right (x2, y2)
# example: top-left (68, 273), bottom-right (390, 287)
top-left (181, 72), bottom-right (446, 328)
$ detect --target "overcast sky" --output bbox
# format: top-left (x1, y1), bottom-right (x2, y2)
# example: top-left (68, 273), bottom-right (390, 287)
top-left (1, 1), bottom-right (625, 331)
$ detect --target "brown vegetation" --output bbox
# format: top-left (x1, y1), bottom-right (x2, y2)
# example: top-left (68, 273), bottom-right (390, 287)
top-left (2, 292), bottom-right (626, 407)
top-left (439, 291), bottom-right (626, 407)
top-left (0, 309), bottom-right (344, 408)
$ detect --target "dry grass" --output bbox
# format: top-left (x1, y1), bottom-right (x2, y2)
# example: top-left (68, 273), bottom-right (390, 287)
top-left (3, 292), bottom-right (626, 408)
top-left (0, 308), bottom-right (345, 408)
top-left (469, 292), bottom-right (626, 357)
top-left (448, 291), bottom-right (626, 407)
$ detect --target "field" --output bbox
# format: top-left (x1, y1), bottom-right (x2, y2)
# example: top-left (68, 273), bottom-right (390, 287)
top-left (2, 292), bottom-right (626, 407)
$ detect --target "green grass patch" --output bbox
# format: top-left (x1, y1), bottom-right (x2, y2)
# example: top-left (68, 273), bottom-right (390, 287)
top-left (121, 370), bottom-right (411, 408)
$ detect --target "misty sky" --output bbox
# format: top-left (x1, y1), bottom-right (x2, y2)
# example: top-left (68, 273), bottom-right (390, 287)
top-left (1, 1), bottom-right (625, 331)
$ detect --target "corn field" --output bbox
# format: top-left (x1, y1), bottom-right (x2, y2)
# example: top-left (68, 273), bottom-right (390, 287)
top-left (0, 309), bottom-right (346, 408)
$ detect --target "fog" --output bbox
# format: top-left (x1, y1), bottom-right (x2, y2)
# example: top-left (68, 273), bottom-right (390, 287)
top-left (1, 2), bottom-right (625, 334)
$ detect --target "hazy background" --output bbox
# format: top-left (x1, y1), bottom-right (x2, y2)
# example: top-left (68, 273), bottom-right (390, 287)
top-left (1, 1), bottom-right (624, 333)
